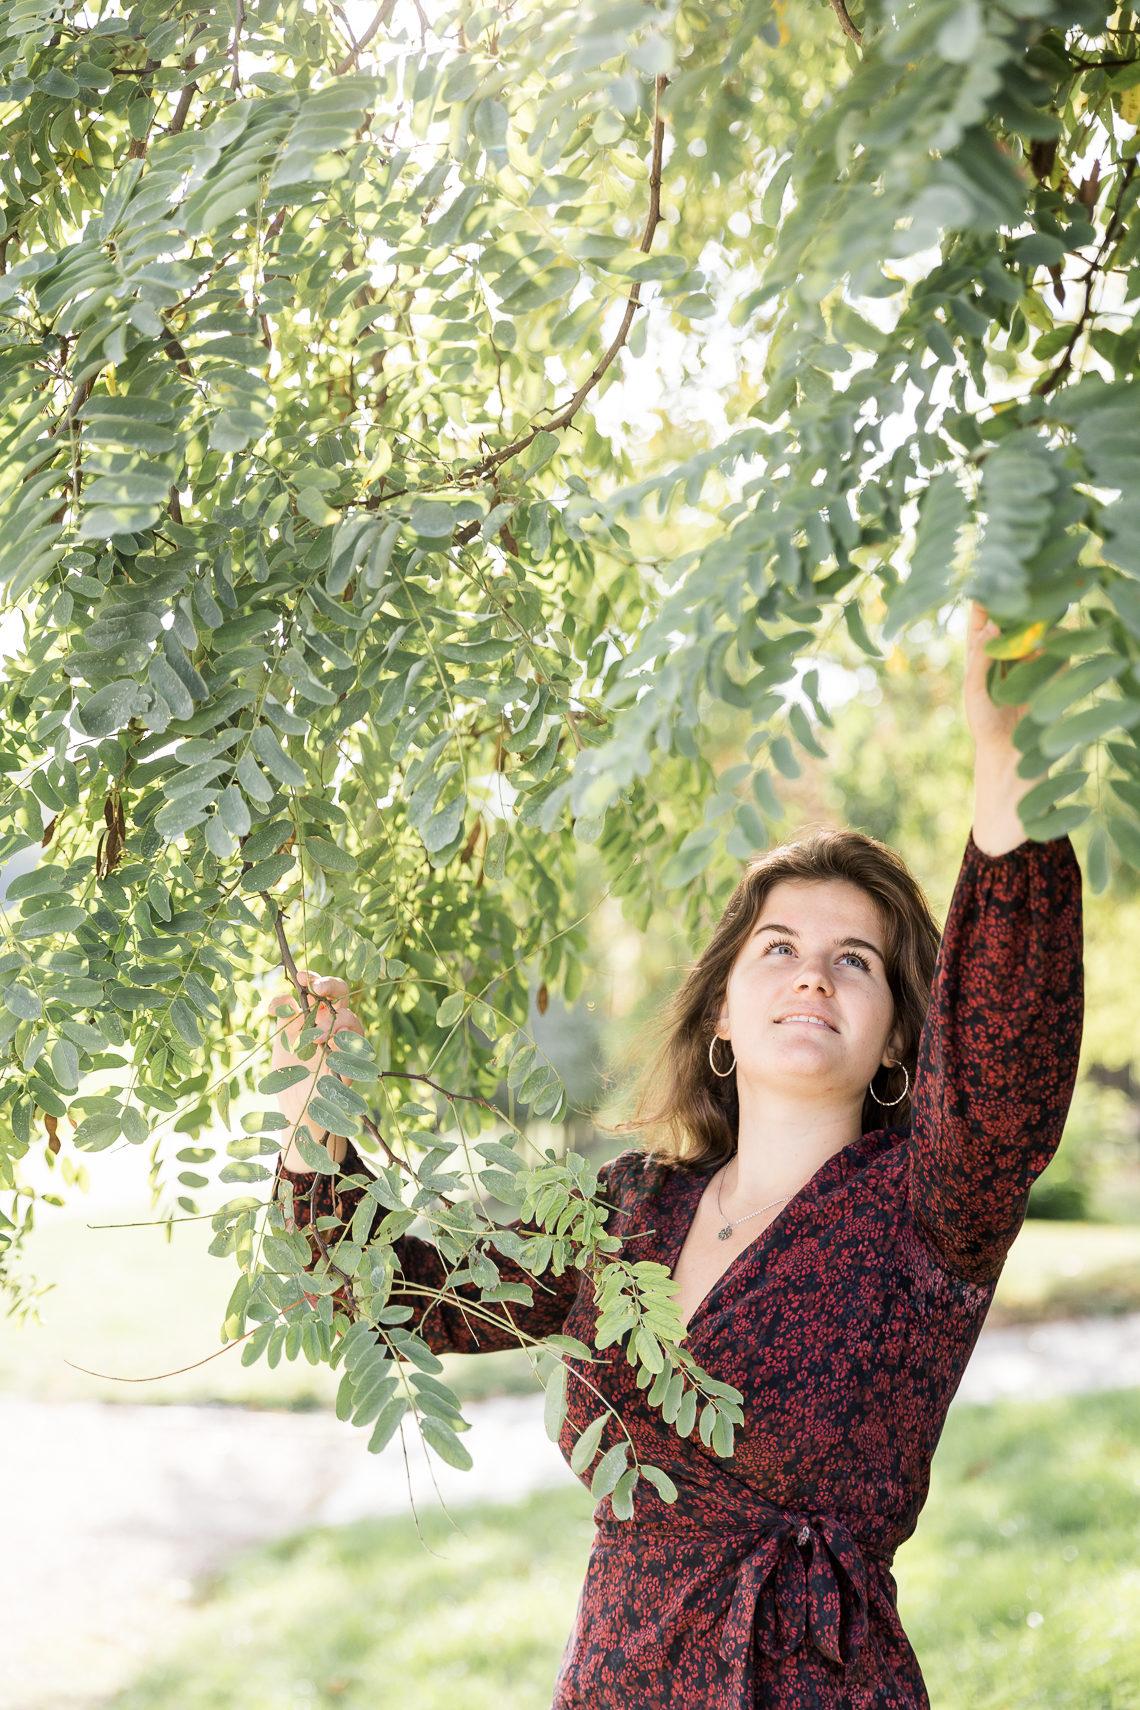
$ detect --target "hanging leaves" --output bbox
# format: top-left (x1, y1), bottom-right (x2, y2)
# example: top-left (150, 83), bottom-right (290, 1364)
top-left (0, 0), bottom-right (1137, 1502)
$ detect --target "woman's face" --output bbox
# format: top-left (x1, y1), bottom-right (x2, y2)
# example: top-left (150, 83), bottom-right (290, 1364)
top-left (715, 877), bottom-right (904, 1098)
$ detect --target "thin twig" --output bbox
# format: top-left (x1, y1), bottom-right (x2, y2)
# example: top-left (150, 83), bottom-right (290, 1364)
top-left (1034, 157), bottom-right (1137, 398)
top-left (333, 0), bottom-right (396, 74)
top-left (230, 0), bottom-right (245, 91)
top-left (829, 0), bottom-right (863, 45)
top-left (366, 71), bottom-right (670, 521)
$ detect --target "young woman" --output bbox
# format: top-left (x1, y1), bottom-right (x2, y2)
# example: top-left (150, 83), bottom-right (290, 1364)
top-left (268, 602), bottom-right (1084, 1708)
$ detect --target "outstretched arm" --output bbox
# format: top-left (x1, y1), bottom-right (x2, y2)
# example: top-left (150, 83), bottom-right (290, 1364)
top-left (266, 970), bottom-right (624, 1352)
top-left (905, 828), bottom-right (1084, 1286)
top-left (905, 604), bottom-right (1085, 1286)
top-left (272, 1138), bottom-right (623, 1354)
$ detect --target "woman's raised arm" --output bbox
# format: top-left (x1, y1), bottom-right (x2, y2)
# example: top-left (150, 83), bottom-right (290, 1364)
top-left (905, 827), bottom-right (1084, 1286)
top-left (272, 1137), bottom-right (625, 1354)
top-left (266, 970), bottom-right (625, 1353)
top-left (905, 604), bottom-right (1086, 1286)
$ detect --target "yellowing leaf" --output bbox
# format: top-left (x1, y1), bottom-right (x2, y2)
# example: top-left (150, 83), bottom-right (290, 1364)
top-left (358, 440), bottom-right (393, 484)
top-left (1119, 85), bottom-right (1140, 127)
top-left (986, 620), bottom-right (1047, 660)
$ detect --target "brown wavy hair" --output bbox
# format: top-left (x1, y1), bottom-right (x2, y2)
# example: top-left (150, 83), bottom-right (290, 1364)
top-left (601, 826), bottom-right (942, 1173)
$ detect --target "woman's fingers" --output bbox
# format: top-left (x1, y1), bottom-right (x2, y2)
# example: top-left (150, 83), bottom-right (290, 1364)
top-left (269, 992), bottom-right (363, 1048)
top-left (297, 968), bottom-right (348, 999)
top-left (267, 970), bottom-right (350, 1013)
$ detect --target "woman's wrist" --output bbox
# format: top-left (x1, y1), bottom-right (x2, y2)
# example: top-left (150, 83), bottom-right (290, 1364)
top-left (971, 742), bottom-right (1034, 857)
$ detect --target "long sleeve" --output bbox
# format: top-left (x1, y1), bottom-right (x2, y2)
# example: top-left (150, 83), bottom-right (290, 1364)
top-left (271, 1139), bottom-right (623, 1353)
top-left (905, 828), bottom-right (1084, 1287)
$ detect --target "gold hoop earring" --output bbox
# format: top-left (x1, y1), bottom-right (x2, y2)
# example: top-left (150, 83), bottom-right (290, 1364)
top-left (708, 1035), bottom-right (736, 1078)
top-left (868, 1062), bottom-right (910, 1106)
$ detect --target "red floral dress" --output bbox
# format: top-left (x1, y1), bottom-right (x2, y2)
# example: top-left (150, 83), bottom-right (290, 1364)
top-left (272, 829), bottom-right (1084, 1708)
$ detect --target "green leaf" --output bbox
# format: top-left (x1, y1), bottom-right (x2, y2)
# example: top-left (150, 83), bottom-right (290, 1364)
top-left (122, 1105), bottom-right (148, 1143)
top-left (569, 1411), bottom-right (608, 1475)
top-left (435, 992), bottom-right (466, 1027)
top-left (1038, 697), bottom-right (1140, 760)
top-left (421, 793), bottom-right (465, 853)
top-left (419, 1415), bottom-right (474, 1470)
top-left (367, 1395), bottom-right (410, 1453)
top-left (675, 1388), bottom-right (697, 1437)
top-left (295, 486), bottom-right (340, 527)
top-left (639, 1463), bottom-right (679, 1504)
top-left (149, 655), bottom-right (195, 719)
top-left (314, 1074), bottom-right (370, 1116)
top-left (590, 1439), bottom-right (629, 1499)
top-left (711, 1411), bottom-right (734, 1458)
top-left (306, 835), bottom-right (356, 873)
top-left (78, 680), bottom-right (147, 738)
top-left (74, 1113), bottom-right (122, 1151)
top-left (218, 785), bottom-right (251, 837)
top-left (304, 1096), bottom-right (361, 1138)
top-left (634, 1327), bottom-right (663, 1373)
top-left (543, 1358), bottom-right (568, 1442)
top-left (1106, 811), bottom-right (1140, 867)
top-left (240, 852), bottom-right (296, 891)
top-left (252, 726), bottom-right (307, 788)
top-left (50, 1037), bottom-right (80, 1091)
top-left (294, 1129), bottom-right (340, 1172)
top-left (409, 499), bottom-right (458, 540)
top-left (610, 1464), bottom-right (639, 1521)
top-left (1, 984), bottom-right (41, 1019)
top-left (1027, 655), bottom-right (1128, 723)
top-left (259, 1064), bottom-right (310, 1094)
top-left (17, 907), bottom-right (86, 940)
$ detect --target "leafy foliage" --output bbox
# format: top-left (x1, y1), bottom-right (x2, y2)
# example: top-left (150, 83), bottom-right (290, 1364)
top-left (1, 0), bottom-right (1138, 1496)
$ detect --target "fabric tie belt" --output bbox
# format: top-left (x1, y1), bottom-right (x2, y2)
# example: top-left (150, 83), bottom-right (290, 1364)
top-left (594, 1494), bottom-right (893, 1705)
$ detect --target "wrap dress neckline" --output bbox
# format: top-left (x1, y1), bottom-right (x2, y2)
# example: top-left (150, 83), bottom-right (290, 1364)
top-left (665, 1134), bottom-right (881, 1336)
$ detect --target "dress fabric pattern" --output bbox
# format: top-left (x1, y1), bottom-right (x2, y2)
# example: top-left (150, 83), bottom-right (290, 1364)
top-left (272, 830), bottom-right (1084, 1708)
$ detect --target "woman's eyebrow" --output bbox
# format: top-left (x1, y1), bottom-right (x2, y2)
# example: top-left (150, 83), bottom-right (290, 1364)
top-left (752, 922), bottom-right (884, 963)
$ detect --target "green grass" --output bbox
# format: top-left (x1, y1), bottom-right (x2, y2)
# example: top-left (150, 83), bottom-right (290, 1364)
top-left (987, 1218), bottom-right (1140, 1326)
top-left (6, 1204), bottom-right (1140, 1410)
top-left (109, 1387), bottom-right (1138, 1710)
top-left (0, 1197), bottom-right (544, 1410)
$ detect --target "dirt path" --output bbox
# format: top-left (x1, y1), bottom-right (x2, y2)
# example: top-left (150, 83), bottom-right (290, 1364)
top-left (10, 1309), bottom-right (1140, 1710)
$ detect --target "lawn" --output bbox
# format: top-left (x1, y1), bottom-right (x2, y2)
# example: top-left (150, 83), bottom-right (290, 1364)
top-left (108, 1385), bottom-right (1138, 1709)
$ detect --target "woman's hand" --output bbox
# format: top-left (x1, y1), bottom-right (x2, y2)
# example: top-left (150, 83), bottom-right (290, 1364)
top-left (964, 601), bottom-right (1043, 856)
top-left (267, 969), bottom-right (365, 1169)
top-left (963, 599), bottom-right (1043, 755)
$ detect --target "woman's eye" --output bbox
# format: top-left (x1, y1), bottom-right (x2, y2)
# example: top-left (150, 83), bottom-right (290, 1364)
top-left (765, 939), bottom-right (869, 972)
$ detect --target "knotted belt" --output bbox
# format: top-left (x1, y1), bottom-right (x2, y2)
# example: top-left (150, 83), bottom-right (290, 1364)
top-left (594, 1493), bottom-right (893, 1706)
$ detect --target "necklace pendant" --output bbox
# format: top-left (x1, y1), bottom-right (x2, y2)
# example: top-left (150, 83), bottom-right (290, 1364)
top-left (717, 1224), bottom-right (733, 1240)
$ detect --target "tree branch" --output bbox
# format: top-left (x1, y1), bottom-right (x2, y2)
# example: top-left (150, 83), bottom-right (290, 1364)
top-left (1034, 156), bottom-right (1137, 399)
top-left (230, 0), bottom-right (245, 91)
top-left (829, 0), bottom-right (863, 45)
top-left (167, 80), bottom-right (198, 136)
top-left (333, 0), bottom-right (396, 75)
top-left (365, 71), bottom-right (670, 527)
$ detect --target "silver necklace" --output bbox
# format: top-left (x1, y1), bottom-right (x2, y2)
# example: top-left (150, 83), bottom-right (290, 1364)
top-left (714, 1164), bottom-right (793, 1241)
